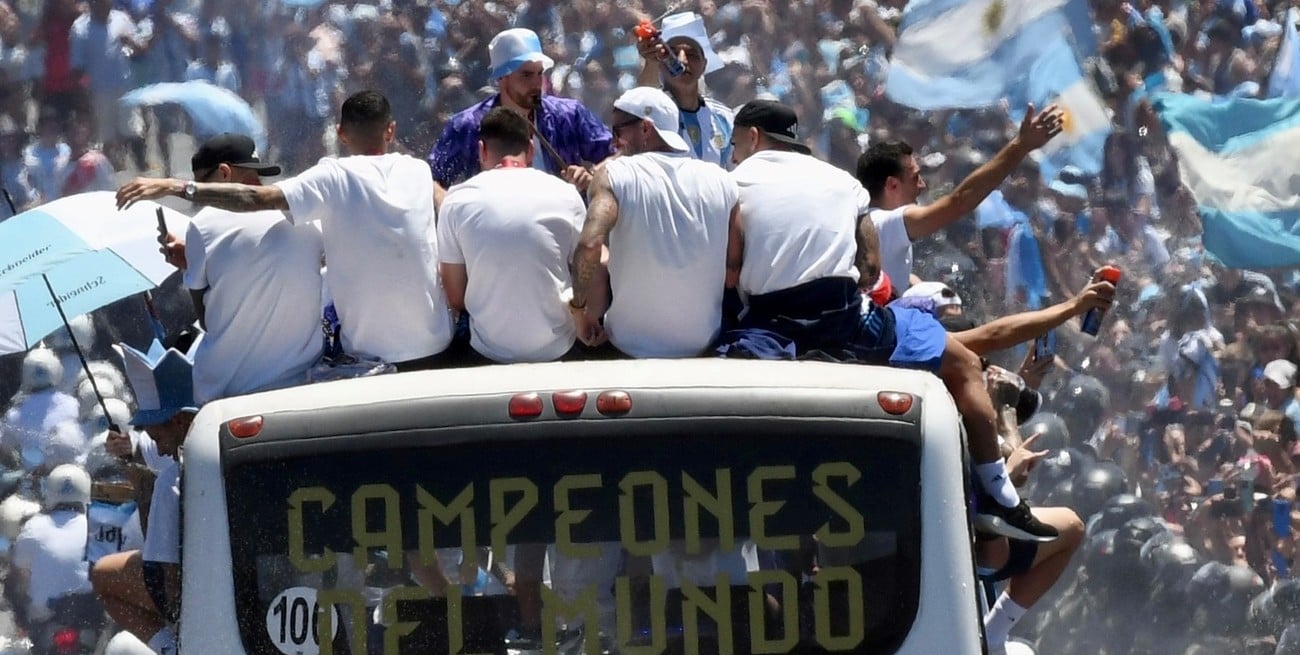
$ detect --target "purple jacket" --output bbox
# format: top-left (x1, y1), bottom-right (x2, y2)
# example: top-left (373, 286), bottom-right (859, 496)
top-left (428, 94), bottom-right (614, 187)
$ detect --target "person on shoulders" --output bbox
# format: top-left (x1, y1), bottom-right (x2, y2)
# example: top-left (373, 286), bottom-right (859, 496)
top-left (116, 91), bottom-right (454, 371)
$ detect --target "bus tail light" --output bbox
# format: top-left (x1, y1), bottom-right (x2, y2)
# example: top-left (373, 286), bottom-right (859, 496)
top-left (877, 391), bottom-right (914, 415)
top-left (552, 391), bottom-right (588, 416)
top-left (596, 391), bottom-right (632, 416)
top-left (508, 393), bottom-right (544, 419)
top-left (228, 415), bottom-right (264, 439)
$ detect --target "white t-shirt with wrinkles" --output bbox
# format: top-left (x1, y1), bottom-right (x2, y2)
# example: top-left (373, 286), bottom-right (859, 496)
top-left (731, 150), bottom-right (868, 296)
top-left (438, 167), bottom-right (585, 363)
top-left (184, 208), bottom-right (324, 404)
top-left (141, 459), bottom-right (180, 564)
top-left (604, 152), bottom-right (738, 358)
top-left (869, 204), bottom-right (915, 294)
top-left (277, 154), bottom-right (453, 363)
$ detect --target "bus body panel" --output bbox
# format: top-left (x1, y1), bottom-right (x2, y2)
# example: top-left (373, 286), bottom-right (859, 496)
top-left (180, 359), bottom-right (983, 655)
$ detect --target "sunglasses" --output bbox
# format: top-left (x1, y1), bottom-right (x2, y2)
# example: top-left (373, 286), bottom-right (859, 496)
top-left (611, 117), bottom-right (643, 131)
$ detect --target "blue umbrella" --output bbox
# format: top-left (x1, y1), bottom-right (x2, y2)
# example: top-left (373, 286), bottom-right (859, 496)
top-left (0, 192), bottom-right (190, 355)
top-left (119, 81), bottom-right (268, 155)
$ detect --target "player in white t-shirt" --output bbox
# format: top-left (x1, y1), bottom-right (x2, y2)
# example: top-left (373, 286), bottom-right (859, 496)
top-left (117, 91), bottom-right (453, 370)
top-left (155, 134), bottom-right (323, 404)
top-left (438, 107), bottom-right (586, 363)
top-left (570, 87), bottom-right (740, 358)
top-left (855, 104), bottom-right (1065, 295)
top-left (722, 100), bottom-right (1059, 543)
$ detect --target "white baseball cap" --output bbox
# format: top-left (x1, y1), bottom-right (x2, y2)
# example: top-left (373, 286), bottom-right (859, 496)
top-left (612, 87), bottom-right (690, 153)
top-left (660, 12), bottom-right (724, 76)
top-left (902, 281), bottom-right (962, 310)
top-left (1263, 359), bottom-right (1297, 388)
top-left (488, 28), bottom-right (554, 80)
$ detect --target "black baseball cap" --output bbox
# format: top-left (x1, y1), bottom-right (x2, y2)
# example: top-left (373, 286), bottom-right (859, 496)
top-left (191, 133), bottom-right (281, 176)
top-left (733, 99), bottom-right (811, 154)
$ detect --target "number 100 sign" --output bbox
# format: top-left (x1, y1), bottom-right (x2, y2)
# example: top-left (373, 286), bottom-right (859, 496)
top-left (266, 587), bottom-right (341, 655)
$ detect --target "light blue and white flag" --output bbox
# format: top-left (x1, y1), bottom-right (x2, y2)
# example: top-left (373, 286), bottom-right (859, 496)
top-left (1269, 8), bottom-right (1300, 98)
top-left (1153, 92), bottom-right (1300, 268)
top-left (1005, 35), bottom-right (1111, 181)
top-left (885, 0), bottom-right (1094, 110)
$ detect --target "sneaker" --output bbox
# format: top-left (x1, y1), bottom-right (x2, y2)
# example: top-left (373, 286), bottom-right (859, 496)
top-left (975, 498), bottom-right (1058, 542)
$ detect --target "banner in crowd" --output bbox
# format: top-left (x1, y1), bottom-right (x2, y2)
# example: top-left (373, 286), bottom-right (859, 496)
top-left (1153, 93), bottom-right (1300, 268)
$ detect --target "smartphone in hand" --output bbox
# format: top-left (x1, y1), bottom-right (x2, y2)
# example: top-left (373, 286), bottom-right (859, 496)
top-left (1035, 330), bottom-right (1057, 362)
top-left (155, 207), bottom-right (168, 242)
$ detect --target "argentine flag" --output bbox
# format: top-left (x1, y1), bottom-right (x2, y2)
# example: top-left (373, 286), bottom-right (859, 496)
top-left (885, 0), bottom-right (1094, 110)
top-left (886, 0), bottom-right (1109, 179)
top-left (1153, 93), bottom-right (1300, 268)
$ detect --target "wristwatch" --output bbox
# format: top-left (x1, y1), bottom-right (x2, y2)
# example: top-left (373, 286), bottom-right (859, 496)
top-left (182, 181), bottom-right (197, 200)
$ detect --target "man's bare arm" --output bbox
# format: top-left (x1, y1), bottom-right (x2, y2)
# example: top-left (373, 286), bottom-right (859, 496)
top-left (855, 212), bottom-right (881, 288)
top-left (954, 278), bottom-right (1114, 355)
top-left (725, 203), bottom-right (743, 289)
top-left (903, 104), bottom-right (1063, 241)
top-left (116, 177), bottom-right (289, 212)
top-left (573, 166), bottom-right (618, 308)
top-left (439, 263), bottom-right (468, 312)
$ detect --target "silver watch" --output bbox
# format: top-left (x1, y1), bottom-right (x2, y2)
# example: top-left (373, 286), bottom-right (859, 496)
top-left (182, 181), bottom-right (197, 200)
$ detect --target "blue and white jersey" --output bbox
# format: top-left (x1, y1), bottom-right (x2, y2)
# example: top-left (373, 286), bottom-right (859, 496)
top-left (85, 499), bottom-right (142, 565)
top-left (677, 96), bottom-right (734, 169)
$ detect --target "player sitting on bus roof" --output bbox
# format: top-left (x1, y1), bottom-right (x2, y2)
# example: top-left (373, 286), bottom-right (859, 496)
top-left (91, 337), bottom-right (199, 655)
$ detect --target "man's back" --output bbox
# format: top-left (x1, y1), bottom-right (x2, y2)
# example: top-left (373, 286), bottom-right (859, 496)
top-left (13, 510), bottom-right (91, 621)
top-left (184, 208), bottom-right (324, 403)
top-left (276, 153), bottom-right (453, 363)
top-left (438, 168), bottom-right (585, 362)
top-left (731, 150), bottom-right (868, 297)
top-left (603, 152), bottom-right (737, 358)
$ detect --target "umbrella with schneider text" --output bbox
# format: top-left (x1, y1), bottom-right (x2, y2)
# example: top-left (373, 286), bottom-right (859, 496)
top-left (0, 191), bottom-right (190, 430)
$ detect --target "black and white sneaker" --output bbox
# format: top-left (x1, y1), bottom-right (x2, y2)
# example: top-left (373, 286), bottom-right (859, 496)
top-left (975, 498), bottom-right (1059, 543)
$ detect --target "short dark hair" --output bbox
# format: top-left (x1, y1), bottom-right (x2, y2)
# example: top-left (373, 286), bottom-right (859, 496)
top-left (479, 107), bottom-right (531, 156)
top-left (856, 140), bottom-right (914, 199)
top-left (340, 90), bottom-right (392, 134)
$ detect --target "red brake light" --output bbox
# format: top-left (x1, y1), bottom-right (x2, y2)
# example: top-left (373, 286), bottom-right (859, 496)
top-left (508, 393), bottom-right (544, 419)
top-left (552, 390), bottom-right (588, 416)
top-left (877, 391), bottom-right (914, 415)
top-left (596, 390), bottom-right (632, 416)
top-left (52, 628), bottom-right (79, 654)
top-left (228, 415), bottom-right (264, 439)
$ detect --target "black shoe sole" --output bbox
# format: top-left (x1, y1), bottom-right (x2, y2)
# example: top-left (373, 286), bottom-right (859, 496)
top-left (974, 513), bottom-right (1059, 543)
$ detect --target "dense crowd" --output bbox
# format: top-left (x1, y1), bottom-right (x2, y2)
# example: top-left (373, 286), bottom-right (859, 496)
top-left (0, 0), bottom-right (1298, 654)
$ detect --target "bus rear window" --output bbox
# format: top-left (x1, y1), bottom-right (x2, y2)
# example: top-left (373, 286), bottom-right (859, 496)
top-left (224, 422), bottom-right (921, 655)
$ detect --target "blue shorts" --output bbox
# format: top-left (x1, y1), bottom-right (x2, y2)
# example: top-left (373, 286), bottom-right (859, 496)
top-left (853, 305), bottom-right (948, 372)
top-left (981, 538), bottom-right (1040, 582)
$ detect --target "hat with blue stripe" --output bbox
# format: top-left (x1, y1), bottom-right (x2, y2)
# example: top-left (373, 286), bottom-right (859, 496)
top-left (489, 28), bottom-right (555, 80)
top-left (114, 336), bottom-right (203, 427)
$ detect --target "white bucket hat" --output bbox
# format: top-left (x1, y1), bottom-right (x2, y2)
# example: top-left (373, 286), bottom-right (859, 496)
top-left (489, 28), bottom-right (555, 80)
top-left (659, 12), bottom-right (724, 76)
top-left (612, 87), bottom-right (690, 153)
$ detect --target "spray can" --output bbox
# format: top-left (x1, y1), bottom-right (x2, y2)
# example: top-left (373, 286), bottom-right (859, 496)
top-left (634, 20), bottom-right (686, 77)
top-left (1080, 265), bottom-right (1122, 336)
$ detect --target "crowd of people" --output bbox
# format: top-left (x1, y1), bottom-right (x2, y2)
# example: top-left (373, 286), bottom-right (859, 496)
top-left (0, 0), bottom-right (1297, 654)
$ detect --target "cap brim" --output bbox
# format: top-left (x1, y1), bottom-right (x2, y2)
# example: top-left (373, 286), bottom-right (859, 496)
top-left (762, 130), bottom-right (811, 154)
top-left (657, 128), bottom-right (691, 153)
top-left (238, 162), bottom-right (283, 176)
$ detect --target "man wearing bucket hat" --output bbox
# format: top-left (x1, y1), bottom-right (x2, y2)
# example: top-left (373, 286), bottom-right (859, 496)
top-left (91, 337), bottom-right (200, 655)
top-left (429, 28), bottom-right (613, 191)
top-left (635, 12), bottom-right (736, 167)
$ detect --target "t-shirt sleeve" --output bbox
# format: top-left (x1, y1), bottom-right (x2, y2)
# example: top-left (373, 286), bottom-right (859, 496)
top-left (852, 179), bottom-right (872, 217)
top-left (141, 463), bottom-right (180, 564)
top-left (275, 160), bottom-right (342, 225)
top-left (435, 194), bottom-right (464, 265)
top-left (181, 220), bottom-right (207, 291)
